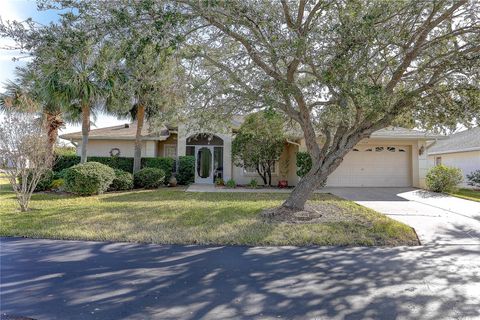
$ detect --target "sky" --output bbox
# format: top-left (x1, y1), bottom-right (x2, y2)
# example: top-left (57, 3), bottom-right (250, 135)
top-left (0, 0), bottom-right (128, 136)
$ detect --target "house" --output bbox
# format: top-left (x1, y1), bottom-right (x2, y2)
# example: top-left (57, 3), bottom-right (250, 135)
top-left (427, 127), bottom-right (480, 184)
top-left (60, 123), bottom-right (442, 188)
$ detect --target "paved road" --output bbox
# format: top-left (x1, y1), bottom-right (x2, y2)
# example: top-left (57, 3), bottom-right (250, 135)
top-left (1, 237), bottom-right (479, 320)
top-left (324, 187), bottom-right (480, 245)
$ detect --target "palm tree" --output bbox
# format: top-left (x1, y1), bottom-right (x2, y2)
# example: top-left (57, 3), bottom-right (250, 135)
top-left (108, 42), bottom-right (182, 173)
top-left (0, 65), bottom-right (70, 166)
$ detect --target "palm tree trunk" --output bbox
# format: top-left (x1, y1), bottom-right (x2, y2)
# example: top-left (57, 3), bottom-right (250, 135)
top-left (133, 104), bottom-right (145, 173)
top-left (44, 112), bottom-right (62, 167)
top-left (80, 104), bottom-right (90, 163)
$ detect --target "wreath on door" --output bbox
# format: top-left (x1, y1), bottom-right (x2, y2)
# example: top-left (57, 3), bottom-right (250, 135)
top-left (109, 148), bottom-right (121, 157)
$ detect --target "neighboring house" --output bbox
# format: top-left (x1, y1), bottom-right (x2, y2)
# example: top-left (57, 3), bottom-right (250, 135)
top-left (427, 127), bottom-right (480, 184)
top-left (60, 123), bottom-right (442, 188)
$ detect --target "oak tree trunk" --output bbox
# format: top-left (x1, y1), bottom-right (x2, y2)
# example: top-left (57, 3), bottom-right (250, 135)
top-left (80, 104), bottom-right (90, 164)
top-left (133, 104), bottom-right (145, 173)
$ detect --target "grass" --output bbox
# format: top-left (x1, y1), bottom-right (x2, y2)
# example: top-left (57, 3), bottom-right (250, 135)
top-left (448, 188), bottom-right (480, 202)
top-left (0, 176), bottom-right (418, 246)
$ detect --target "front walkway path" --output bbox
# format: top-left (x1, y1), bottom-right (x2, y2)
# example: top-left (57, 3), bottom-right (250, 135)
top-left (1, 237), bottom-right (479, 320)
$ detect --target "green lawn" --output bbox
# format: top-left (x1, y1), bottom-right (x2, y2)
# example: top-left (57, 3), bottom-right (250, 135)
top-left (449, 188), bottom-right (480, 202)
top-left (0, 175), bottom-right (418, 246)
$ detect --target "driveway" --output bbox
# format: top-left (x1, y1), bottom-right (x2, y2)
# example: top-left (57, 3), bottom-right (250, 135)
top-left (1, 237), bottom-right (480, 320)
top-left (323, 187), bottom-right (480, 245)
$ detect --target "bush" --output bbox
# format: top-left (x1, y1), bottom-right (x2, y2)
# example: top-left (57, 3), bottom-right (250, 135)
top-left (51, 178), bottom-right (65, 191)
top-left (53, 155), bottom-right (174, 176)
top-left (53, 155), bottom-right (80, 172)
top-left (466, 169), bottom-right (480, 188)
top-left (19, 169), bottom-right (54, 192)
top-left (134, 167), bottom-right (165, 189)
top-left (226, 179), bottom-right (236, 188)
top-left (177, 156), bottom-right (195, 185)
top-left (296, 152), bottom-right (312, 177)
top-left (215, 177), bottom-right (224, 186)
top-left (64, 162), bottom-right (115, 196)
top-left (425, 165), bottom-right (463, 193)
top-left (142, 157), bottom-right (175, 183)
top-left (109, 169), bottom-right (134, 191)
top-left (248, 178), bottom-right (258, 188)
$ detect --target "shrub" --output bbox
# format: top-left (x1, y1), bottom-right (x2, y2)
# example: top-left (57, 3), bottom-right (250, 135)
top-left (425, 165), bottom-right (463, 193)
top-left (109, 169), bottom-right (134, 191)
top-left (89, 156), bottom-right (133, 172)
top-left (177, 156), bottom-right (195, 185)
top-left (248, 178), bottom-right (258, 188)
top-left (50, 178), bottom-right (65, 191)
top-left (466, 169), bottom-right (480, 188)
top-left (296, 152), bottom-right (312, 177)
top-left (64, 162), bottom-right (115, 196)
top-left (53, 155), bottom-right (80, 172)
top-left (134, 167), bottom-right (165, 189)
top-left (215, 177), bottom-right (224, 186)
top-left (226, 179), bottom-right (236, 188)
top-left (18, 169), bottom-right (54, 192)
top-left (142, 157), bottom-right (175, 183)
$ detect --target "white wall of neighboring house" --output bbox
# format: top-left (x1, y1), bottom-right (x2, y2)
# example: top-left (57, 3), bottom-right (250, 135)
top-left (72, 140), bottom-right (157, 158)
top-left (428, 151), bottom-right (480, 185)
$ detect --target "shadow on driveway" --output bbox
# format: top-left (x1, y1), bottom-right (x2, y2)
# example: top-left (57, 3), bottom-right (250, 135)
top-left (1, 237), bottom-right (479, 320)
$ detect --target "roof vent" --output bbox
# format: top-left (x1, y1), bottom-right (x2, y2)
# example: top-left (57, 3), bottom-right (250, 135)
top-left (124, 123), bottom-right (130, 128)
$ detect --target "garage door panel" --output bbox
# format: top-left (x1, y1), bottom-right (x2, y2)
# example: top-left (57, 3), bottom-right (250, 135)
top-left (326, 145), bottom-right (411, 187)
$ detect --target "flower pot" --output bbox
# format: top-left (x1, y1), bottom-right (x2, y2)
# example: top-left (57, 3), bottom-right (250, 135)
top-left (278, 180), bottom-right (288, 188)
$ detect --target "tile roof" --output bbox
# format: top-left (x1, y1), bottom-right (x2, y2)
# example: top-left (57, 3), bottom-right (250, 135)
top-left (427, 127), bottom-right (480, 154)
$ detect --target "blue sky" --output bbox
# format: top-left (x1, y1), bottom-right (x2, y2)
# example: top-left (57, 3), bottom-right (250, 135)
top-left (0, 0), bottom-right (128, 135)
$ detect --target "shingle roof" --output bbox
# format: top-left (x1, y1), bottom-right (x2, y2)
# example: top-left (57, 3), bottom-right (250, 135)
top-left (60, 122), bottom-right (171, 141)
top-left (370, 127), bottom-right (443, 139)
top-left (428, 127), bottom-right (480, 155)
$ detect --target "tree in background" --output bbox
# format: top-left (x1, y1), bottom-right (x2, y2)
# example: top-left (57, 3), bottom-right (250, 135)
top-left (0, 113), bottom-right (51, 211)
top-left (232, 111), bottom-right (286, 186)
top-left (177, 0), bottom-right (480, 211)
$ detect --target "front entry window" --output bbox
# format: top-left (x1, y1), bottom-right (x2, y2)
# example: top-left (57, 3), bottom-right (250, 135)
top-left (197, 147), bottom-right (212, 178)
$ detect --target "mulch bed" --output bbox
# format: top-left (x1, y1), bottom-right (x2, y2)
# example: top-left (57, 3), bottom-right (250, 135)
top-left (261, 203), bottom-right (372, 225)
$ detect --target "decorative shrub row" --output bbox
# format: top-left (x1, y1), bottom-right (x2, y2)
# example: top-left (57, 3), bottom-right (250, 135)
top-left (53, 155), bottom-right (174, 181)
top-left (177, 156), bottom-right (195, 185)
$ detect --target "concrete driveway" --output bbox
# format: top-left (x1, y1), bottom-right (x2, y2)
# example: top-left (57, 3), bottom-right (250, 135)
top-left (1, 237), bottom-right (480, 320)
top-left (323, 187), bottom-right (480, 245)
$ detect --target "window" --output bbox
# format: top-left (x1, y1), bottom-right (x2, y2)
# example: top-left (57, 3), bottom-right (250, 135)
top-left (435, 156), bottom-right (442, 166)
top-left (186, 146), bottom-right (195, 156)
top-left (387, 147), bottom-right (396, 152)
top-left (375, 146), bottom-right (384, 152)
top-left (398, 148), bottom-right (406, 152)
top-left (244, 162), bottom-right (277, 175)
top-left (365, 148), bottom-right (373, 152)
top-left (164, 145), bottom-right (177, 158)
top-left (353, 148), bottom-right (359, 152)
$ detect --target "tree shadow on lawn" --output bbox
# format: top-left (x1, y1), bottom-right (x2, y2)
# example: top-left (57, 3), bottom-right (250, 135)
top-left (1, 237), bottom-right (478, 320)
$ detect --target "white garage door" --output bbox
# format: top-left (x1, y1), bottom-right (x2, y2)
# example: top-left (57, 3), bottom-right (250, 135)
top-left (326, 145), bottom-right (412, 187)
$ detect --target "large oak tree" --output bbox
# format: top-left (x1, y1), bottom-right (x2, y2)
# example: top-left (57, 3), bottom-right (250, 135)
top-left (177, 0), bottom-right (480, 210)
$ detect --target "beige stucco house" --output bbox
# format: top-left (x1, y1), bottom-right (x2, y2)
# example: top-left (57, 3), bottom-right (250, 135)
top-left (60, 123), bottom-right (441, 188)
top-left (427, 127), bottom-right (480, 185)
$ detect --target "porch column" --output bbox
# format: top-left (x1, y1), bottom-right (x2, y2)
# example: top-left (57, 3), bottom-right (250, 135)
top-left (177, 125), bottom-right (186, 156)
top-left (220, 133), bottom-right (232, 181)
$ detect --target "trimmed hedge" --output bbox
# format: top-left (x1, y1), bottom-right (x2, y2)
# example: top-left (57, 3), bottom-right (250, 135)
top-left (53, 155), bottom-right (174, 179)
top-left (109, 169), bottom-right (134, 191)
top-left (141, 157), bottom-right (175, 182)
top-left (64, 162), bottom-right (115, 196)
top-left (134, 167), bottom-right (165, 189)
top-left (177, 156), bottom-right (195, 185)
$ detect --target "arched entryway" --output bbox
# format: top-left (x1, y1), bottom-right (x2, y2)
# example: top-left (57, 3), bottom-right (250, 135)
top-left (186, 134), bottom-right (224, 184)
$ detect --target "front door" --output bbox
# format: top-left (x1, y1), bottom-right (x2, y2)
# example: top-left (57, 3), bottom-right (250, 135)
top-left (195, 146), bottom-right (214, 184)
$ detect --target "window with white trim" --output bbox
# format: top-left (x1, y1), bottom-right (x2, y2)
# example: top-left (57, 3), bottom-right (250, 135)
top-left (435, 156), bottom-right (442, 166)
top-left (164, 145), bottom-right (177, 158)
